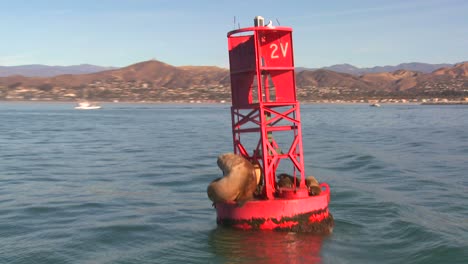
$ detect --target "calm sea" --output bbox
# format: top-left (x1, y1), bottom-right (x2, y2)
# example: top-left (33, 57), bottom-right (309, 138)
top-left (0, 102), bottom-right (466, 264)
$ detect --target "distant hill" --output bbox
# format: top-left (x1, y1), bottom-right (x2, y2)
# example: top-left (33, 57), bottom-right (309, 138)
top-left (431, 62), bottom-right (468, 78)
top-left (296, 69), bottom-right (372, 89)
top-left (297, 62), bottom-right (455, 75)
top-left (0, 59), bottom-right (466, 102)
top-left (295, 62), bottom-right (467, 99)
top-left (0, 64), bottom-right (118, 77)
top-left (39, 60), bottom-right (230, 88)
top-left (3, 61), bottom-right (458, 77)
top-left (0, 59), bottom-right (231, 102)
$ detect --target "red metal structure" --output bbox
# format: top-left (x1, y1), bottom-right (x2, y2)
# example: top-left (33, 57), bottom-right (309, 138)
top-left (214, 17), bottom-right (333, 233)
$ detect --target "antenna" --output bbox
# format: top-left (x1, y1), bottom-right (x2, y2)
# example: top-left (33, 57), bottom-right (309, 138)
top-left (233, 16), bottom-right (236, 29)
top-left (276, 18), bottom-right (281, 26)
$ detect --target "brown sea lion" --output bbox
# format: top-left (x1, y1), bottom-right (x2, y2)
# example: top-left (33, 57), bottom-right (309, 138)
top-left (207, 153), bottom-right (259, 206)
top-left (253, 163), bottom-right (263, 195)
top-left (253, 163), bottom-right (262, 185)
top-left (305, 176), bottom-right (322, 196)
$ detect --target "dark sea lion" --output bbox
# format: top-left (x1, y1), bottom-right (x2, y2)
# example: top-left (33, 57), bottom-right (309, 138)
top-left (207, 153), bottom-right (258, 206)
top-left (276, 174), bottom-right (322, 196)
top-left (277, 173), bottom-right (295, 188)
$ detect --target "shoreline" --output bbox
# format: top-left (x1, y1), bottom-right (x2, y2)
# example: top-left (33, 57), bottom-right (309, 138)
top-left (2, 100), bottom-right (467, 106)
top-left (0, 100), bottom-right (468, 106)
top-left (420, 101), bottom-right (468, 105)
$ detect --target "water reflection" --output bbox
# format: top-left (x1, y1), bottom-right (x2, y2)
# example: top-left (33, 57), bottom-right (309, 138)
top-left (209, 227), bottom-right (324, 263)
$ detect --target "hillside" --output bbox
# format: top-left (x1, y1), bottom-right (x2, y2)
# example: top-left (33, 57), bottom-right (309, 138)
top-left (0, 60), bottom-right (231, 102)
top-left (296, 63), bottom-right (467, 100)
top-left (0, 60), bottom-right (466, 102)
top-left (297, 62), bottom-right (455, 75)
top-left (2, 62), bottom-right (456, 78)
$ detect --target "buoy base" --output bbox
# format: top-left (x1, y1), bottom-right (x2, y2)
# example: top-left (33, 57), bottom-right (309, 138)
top-left (214, 183), bottom-right (334, 234)
top-left (217, 209), bottom-right (334, 235)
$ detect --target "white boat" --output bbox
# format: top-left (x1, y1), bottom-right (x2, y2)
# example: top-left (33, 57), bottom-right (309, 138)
top-left (74, 101), bottom-right (102, 110)
top-left (370, 103), bottom-right (381, 107)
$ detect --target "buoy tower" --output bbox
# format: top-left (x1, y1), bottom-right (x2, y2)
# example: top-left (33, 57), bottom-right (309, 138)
top-left (214, 16), bottom-right (333, 233)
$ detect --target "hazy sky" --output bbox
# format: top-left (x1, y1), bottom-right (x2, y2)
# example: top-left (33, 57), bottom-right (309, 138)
top-left (0, 0), bottom-right (466, 68)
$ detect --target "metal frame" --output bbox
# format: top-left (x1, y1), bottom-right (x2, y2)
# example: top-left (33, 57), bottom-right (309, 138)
top-left (228, 27), bottom-right (306, 199)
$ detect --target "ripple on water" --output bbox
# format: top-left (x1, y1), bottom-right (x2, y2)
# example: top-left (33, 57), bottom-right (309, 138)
top-left (0, 103), bottom-right (467, 263)
top-left (205, 228), bottom-right (325, 264)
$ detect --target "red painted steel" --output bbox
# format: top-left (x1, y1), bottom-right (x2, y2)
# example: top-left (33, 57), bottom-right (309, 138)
top-left (216, 183), bottom-right (330, 220)
top-left (215, 184), bottom-right (332, 233)
top-left (227, 26), bottom-right (305, 199)
top-left (215, 22), bottom-right (333, 233)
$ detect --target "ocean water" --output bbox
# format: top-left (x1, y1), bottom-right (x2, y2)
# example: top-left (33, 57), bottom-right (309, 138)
top-left (0, 102), bottom-right (466, 264)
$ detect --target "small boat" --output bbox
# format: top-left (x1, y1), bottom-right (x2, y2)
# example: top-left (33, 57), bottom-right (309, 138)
top-left (74, 101), bottom-right (102, 110)
top-left (370, 103), bottom-right (381, 107)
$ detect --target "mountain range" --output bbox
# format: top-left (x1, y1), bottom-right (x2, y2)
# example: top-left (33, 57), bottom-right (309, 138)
top-left (0, 62), bottom-right (463, 78)
top-left (296, 62), bottom-right (456, 75)
top-left (0, 59), bottom-right (466, 102)
top-left (0, 64), bottom-right (117, 77)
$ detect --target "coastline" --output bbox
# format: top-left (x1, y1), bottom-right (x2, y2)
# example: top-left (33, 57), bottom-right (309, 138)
top-left (420, 101), bottom-right (468, 105)
top-left (1, 99), bottom-right (467, 106)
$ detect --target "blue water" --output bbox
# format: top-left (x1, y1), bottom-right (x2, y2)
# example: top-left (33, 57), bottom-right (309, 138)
top-left (0, 102), bottom-right (467, 263)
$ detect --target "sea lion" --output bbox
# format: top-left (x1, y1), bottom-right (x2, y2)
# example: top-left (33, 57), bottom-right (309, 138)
top-left (207, 153), bottom-right (259, 206)
top-left (276, 174), bottom-right (322, 196)
top-left (253, 163), bottom-right (262, 185)
top-left (253, 163), bottom-right (263, 195)
top-left (305, 176), bottom-right (322, 196)
top-left (277, 173), bottom-right (295, 188)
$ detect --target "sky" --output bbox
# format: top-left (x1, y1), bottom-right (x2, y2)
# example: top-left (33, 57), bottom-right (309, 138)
top-left (0, 0), bottom-right (467, 68)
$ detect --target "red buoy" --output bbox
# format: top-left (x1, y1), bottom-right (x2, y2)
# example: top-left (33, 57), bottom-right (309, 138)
top-left (213, 16), bottom-right (333, 234)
